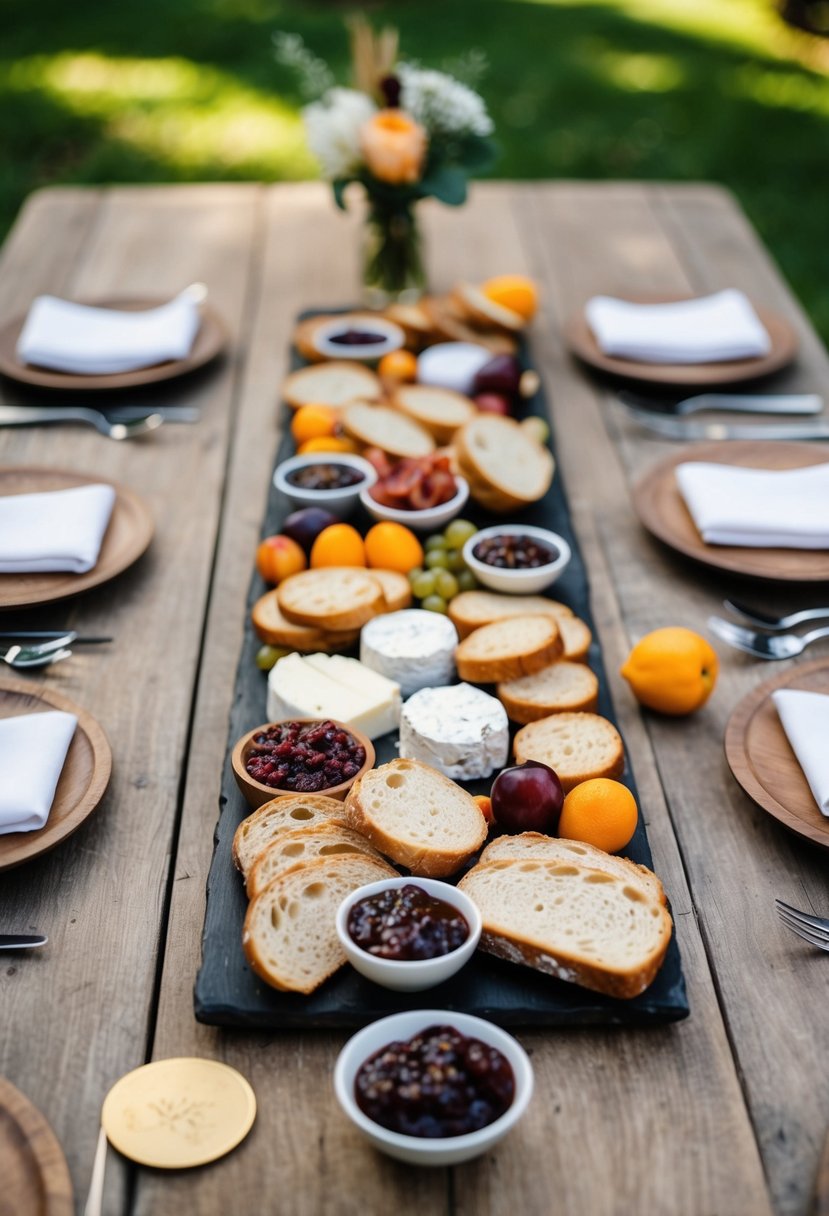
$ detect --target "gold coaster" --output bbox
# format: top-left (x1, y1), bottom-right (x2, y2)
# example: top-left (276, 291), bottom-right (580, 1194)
top-left (101, 1058), bottom-right (256, 1169)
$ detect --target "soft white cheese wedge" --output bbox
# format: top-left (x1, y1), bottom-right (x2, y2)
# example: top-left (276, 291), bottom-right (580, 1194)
top-left (360, 609), bottom-right (458, 698)
top-left (399, 683), bottom-right (509, 780)
top-left (267, 652), bottom-right (401, 741)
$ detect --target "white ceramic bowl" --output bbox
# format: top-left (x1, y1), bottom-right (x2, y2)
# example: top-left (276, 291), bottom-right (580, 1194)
top-left (334, 1009), bottom-right (534, 1165)
top-left (274, 453), bottom-right (377, 518)
top-left (311, 316), bottom-right (405, 362)
top-left (359, 476), bottom-right (470, 532)
top-left (335, 876), bottom-right (482, 992)
top-left (462, 524), bottom-right (571, 594)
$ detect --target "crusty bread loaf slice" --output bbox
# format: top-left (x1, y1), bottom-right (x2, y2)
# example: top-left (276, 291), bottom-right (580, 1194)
top-left (392, 385), bottom-right (477, 444)
top-left (455, 615), bottom-right (563, 684)
top-left (452, 284), bottom-right (525, 333)
top-left (341, 402), bottom-right (435, 459)
top-left (277, 568), bottom-right (385, 631)
top-left (513, 712), bottom-right (624, 791)
top-left (368, 568), bottom-right (413, 613)
top-left (456, 414), bottom-right (554, 513)
top-left (282, 362), bottom-right (381, 409)
top-left (449, 590), bottom-right (573, 640)
top-left (251, 589), bottom-right (359, 652)
top-left (344, 758), bottom-right (488, 878)
top-left (497, 660), bottom-right (599, 723)
top-left (232, 794), bottom-right (348, 877)
top-left (559, 616), bottom-right (592, 663)
top-left (420, 296), bottom-right (517, 354)
top-left (242, 854), bottom-right (398, 993)
top-left (458, 857), bottom-right (672, 999)
top-left (477, 833), bottom-right (666, 905)
top-left (246, 822), bottom-right (388, 898)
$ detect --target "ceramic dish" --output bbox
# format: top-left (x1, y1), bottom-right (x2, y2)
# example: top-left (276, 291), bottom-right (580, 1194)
top-left (311, 316), bottom-right (405, 362)
top-left (463, 524), bottom-right (571, 594)
top-left (333, 1009), bottom-right (534, 1165)
top-left (335, 876), bottom-right (482, 992)
top-left (274, 453), bottom-right (377, 518)
top-left (359, 476), bottom-right (470, 532)
top-left (230, 717), bottom-right (375, 808)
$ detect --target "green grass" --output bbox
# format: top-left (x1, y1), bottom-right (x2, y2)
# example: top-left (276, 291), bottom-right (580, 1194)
top-left (3, 0), bottom-right (829, 338)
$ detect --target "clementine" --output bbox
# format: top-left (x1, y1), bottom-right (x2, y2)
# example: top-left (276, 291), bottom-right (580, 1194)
top-left (480, 275), bottom-right (539, 321)
top-left (364, 522), bottom-right (424, 574)
top-left (291, 404), bottom-right (339, 446)
top-left (310, 523), bottom-right (366, 568)
top-left (378, 350), bottom-right (418, 383)
top-left (297, 436), bottom-right (359, 455)
top-left (558, 779), bottom-right (638, 853)
top-left (620, 627), bottom-right (718, 715)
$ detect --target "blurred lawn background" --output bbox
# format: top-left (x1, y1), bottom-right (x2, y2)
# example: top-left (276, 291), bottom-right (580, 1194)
top-left (3, 0), bottom-right (829, 336)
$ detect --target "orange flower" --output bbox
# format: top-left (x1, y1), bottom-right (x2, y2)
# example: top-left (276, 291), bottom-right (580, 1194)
top-left (361, 109), bottom-right (427, 184)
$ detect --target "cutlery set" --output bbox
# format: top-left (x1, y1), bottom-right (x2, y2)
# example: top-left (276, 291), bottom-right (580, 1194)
top-left (616, 391), bottom-right (829, 441)
top-left (0, 401), bottom-right (200, 440)
top-left (0, 630), bottom-right (111, 670)
top-left (710, 600), bottom-right (829, 660)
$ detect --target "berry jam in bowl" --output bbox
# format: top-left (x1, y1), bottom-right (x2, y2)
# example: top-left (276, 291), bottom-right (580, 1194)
top-left (463, 524), bottom-right (571, 594)
top-left (231, 718), bottom-right (375, 808)
top-left (311, 315), bottom-right (405, 362)
top-left (336, 876), bottom-right (482, 992)
top-left (334, 1010), bottom-right (534, 1165)
top-left (274, 453), bottom-right (377, 518)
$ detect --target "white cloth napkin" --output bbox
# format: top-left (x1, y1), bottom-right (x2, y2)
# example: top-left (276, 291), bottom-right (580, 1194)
top-left (16, 294), bottom-right (201, 374)
top-left (772, 689), bottom-right (829, 816)
top-left (585, 289), bottom-right (771, 363)
top-left (0, 483), bottom-right (116, 573)
top-left (0, 711), bottom-right (77, 834)
top-left (675, 461), bottom-right (829, 549)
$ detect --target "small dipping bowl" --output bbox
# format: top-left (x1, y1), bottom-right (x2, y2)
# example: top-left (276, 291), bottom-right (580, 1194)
top-left (231, 718), bottom-right (375, 808)
top-left (359, 476), bottom-right (470, 532)
top-left (334, 1009), bottom-right (534, 1166)
top-left (336, 876), bottom-right (482, 992)
top-left (274, 453), bottom-right (377, 518)
top-left (463, 523), bottom-right (571, 594)
top-left (311, 316), bottom-right (405, 362)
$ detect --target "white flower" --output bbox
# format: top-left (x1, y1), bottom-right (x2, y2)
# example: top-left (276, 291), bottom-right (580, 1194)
top-left (398, 65), bottom-right (493, 139)
top-left (303, 88), bottom-right (377, 179)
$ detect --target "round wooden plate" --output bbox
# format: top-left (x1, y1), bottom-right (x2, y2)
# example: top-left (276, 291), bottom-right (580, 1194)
top-left (0, 467), bottom-right (154, 610)
top-left (0, 679), bottom-right (111, 871)
top-left (632, 440), bottom-right (829, 582)
top-left (724, 658), bottom-right (829, 851)
top-left (564, 299), bottom-right (797, 386)
top-left (0, 1077), bottom-right (73, 1216)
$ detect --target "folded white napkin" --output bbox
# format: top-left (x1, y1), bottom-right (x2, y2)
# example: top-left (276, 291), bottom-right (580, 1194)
top-left (676, 461), bottom-right (829, 549)
top-left (772, 689), bottom-right (829, 816)
top-left (16, 294), bottom-right (201, 374)
top-left (0, 483), bottom-right (116, 573)
top-left (585, 289), bottom-right (771, 363)
top-left (0, 711), bottom-right (77, 834)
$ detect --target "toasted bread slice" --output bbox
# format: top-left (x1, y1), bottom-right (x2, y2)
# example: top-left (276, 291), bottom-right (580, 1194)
top-left (455, 615), bottom-right (563, 684)
top-left (344, 758), bottom-right (487, 878)
top-left (497, 660), bottom-right (599, 723)
top-left (477, 833), bottom-right (665, 905)
top-left (232, 794), bottom-right (348, 877)
top-left (282, 362), bottom-right (381, 410)
top-left (277, 568), bottom-right (385, 632)
top-left (457, 414), bottom-right (554, 513)
top-left (246, 822), bottom-right (388, 898)
top-left (420, 296), bottom-right (518, 354)
top-left (449, 590), bottom-right (573, 640)
top-left (513, 712), bottom-right (624, 791)
top-left (368, 568), bottom-right (413, 613)
top-left (341, 402), bottom-right (435, 459)
top-left (559, 616), bottom-right (592, 663)
top-left (252, 589), bottom-right (359, 652)
top-left (452, 284), bottom-right (525, 333)
top-left (392, 384), bottom-right (477, 445)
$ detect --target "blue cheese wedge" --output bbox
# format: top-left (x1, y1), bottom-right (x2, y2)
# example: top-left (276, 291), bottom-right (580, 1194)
top-left (400, 683), bottom-right (509, 780)
top-left (267, 652), bottom-right (401, 741)
top-left (360, 609), bottom-right (458, 697)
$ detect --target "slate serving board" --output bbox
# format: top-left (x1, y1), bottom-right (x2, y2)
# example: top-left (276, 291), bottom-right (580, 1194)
top-left (195, 319), bottom-right (689, 1029)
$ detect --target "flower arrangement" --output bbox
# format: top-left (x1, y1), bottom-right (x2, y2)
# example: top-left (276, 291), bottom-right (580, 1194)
top-left (275, 19), bottom-right (497, 305)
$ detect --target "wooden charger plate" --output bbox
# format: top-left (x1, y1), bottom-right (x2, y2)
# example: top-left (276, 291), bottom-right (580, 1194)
top-left (725, 658), bottom-right (829, 851)
top-left (564, 299), bottom-right (797, 386)
top-left (0, 467), bottom-right (153, 609)
top-left (0, 1078), bottom-right (73, 1216)
top-left (0, 678), bottom-right (111, 871)
top-left (632, 440), bottom-right (829, 582)
top-left (0, 297), bottom-right (227, 391)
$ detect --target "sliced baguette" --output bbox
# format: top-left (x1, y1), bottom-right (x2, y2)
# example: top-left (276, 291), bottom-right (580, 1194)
top-left (497, 660), bottom-right (599, 723)
top-left (282, 362), bottom-right (381, 410)
top-left (252, 589), bottom-right (359, 652)
top-left (368, 568), bottom-right (413, 613)
top-left (232, 794), bottom-right (348, 877)
top-left (246, 822), bottom-right (388, 898)
top-left (449, 590), bottom-right (573, 640)
top-left (455, 615), bottom-right (563, 684)
top-left (513, 712), bottom-right (624, 791)
top-left (277, 568), bottom-right (385, 631)
top-left (392, 385), bottom-right (477, 444)
top-left (341, 402), bottom-right (435, 459)
top-left (559, 616), bottom-right (592, 663)
top-left (243, 854), bottom-right (397, 993)
top-left (344, 758), bottom-right (487, 878)
top-left (457, 414), bottom-right (554, 513)
top-left (458, 856), bottom-right (672, 999)
top-left (452, 283), bottom-right (525, 333)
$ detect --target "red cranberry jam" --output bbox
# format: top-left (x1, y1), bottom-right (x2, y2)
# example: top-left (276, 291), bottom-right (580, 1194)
top-left (286, 463), bottom-right (364, 491)
top-left (473, 533), bottom-right (558, 569)
top-left (347, 884), bottom-right (469, 961)
top-left (355, 1024), bottom-right (515, 1138)
top-left (245, 719), bottom-right (365, 793)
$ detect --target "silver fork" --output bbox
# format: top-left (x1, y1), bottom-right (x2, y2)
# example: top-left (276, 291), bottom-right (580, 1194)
top-left (0, 403), bottom-right (163, 440)
top-left (618, 390), bottom-right (823, 416)
top-left (708, 615), bottom-right (829, 659)
top-left (1, 634), bottom-right (75, 668)
top-left (724, 598), bottom-right (829, 631)
top-left (775, 900), bottom-right (829, 952)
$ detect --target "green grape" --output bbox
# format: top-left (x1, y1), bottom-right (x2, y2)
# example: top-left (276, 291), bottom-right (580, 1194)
top-left (421, 594), bottom-right (448, 614)
top-left (425, 550), bottom-right (450, 570)
top-left (443, 519), bottom-right (477, 548)
top-left (457, 569), bottom-right (478, 592)
top-left (411, 571), bottom-right (437, 598)
top-left (424, 534), bottom-right (447, 552)
top-left (407, 566), bottom-right (424, 586)
top-left (434, 571), bottom-right (459, 600)
top-left (446, 548), bottom-right (466, 573)
top-left (255, 644), bottom-right (290, 671)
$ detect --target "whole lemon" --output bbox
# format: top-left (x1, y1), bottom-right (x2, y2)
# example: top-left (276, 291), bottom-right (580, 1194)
top-left (620, 627), bottom-right (718, 716)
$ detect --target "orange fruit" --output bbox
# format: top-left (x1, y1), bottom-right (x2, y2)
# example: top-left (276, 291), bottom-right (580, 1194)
top-left (297, 435), bottom-right (359, 455)
top-left (310, 523), bottom-right (366, 568)
top-left (291, 404), bottom-right (339, 446)
top-left (480, 275), bottom-right (539, 321)
top-left (620, 627), bottom-right (718, 716)
top-left (558, 779), bottom-right (638, 854)
top-left (256, 534), bottom-right (306, 585)
top-left (378, 350), bottom-right (418, 383)
top-left (364, 522), bottom-right (424, 574)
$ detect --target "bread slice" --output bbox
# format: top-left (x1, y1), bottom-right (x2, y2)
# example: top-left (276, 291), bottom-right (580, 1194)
top-left (559, 616), bottom-right (592, 663)
top-left (344, 758), bottom-right (488, 878)
top-left (456, 415), bottom-right (554, 513)
top-left (242, 854), bottom-right (398, 993)
top-left (455, 615), bottom-right (563, 684)
top-left (392, 385), bottom-right (477, 444)
top-left (252, 589), bottom-right (359, 652)
top-left (282, 362), bottom-right (381, 410)
top-left (452, 284), bottom-right (525, 333)
top-left (420, 296), bottom-right (518, 355)
top-left (232, 794), bottom-right (348, 877)
top-left (477, 833), bottom-right (666, 905)
top-left (341, 402), bottom-right (435, 459)
top-left (458, 857), bottom-right (672, 999)
top-left (368, 569), bottom-right (413, 613)
top-left (449, 590), bottom-right (573, 640)
top-left (497, 660), bottom-right (599, 723)
top-left (246, 821), bottom-right (388, 898)
top-left (513, 712), bottom-right (624, 791)
top-left (277, 568), bottom-right (385, 632)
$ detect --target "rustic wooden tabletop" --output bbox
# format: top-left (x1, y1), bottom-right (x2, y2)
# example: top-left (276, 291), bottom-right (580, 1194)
top-left (0, 181), bottom-right (826, 1216)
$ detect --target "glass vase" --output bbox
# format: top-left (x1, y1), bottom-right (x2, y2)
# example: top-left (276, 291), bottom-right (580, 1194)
top-left (361, 200), bottom-right (426, 308)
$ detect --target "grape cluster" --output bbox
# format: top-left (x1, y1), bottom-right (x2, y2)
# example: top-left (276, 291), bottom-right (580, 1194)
top-left (408, 519), bottom-right (479, 614)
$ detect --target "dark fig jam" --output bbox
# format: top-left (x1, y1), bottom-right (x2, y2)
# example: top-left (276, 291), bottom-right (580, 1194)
top-left (286, 463), bottom-right (364, 491)
top-left (347, 884), bottom-right (469, 961)
top-left (473, 533), bottom-right (558, 569)
top-left (355, 1024), bottom-right (515, 1138)
top-left (245, 719), bottom-right (365, 792)
top-left (328, 328), bottom-right (387, 347)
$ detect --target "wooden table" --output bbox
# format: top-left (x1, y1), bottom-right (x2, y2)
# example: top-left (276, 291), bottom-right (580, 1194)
top-left (0, 182), bottom-right (827, 1216)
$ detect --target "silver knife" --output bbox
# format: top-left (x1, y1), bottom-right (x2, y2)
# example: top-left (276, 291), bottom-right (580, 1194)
top-left (0, 933), bottom-right (48, 949)
top-left (617, 400), bottom-right (829, 441)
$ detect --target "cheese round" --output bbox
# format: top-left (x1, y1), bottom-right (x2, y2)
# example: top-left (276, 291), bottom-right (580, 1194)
top-left (360, 610), bottom-right (457, 698)
top-left (400, 683), bottom-right (509, 780)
